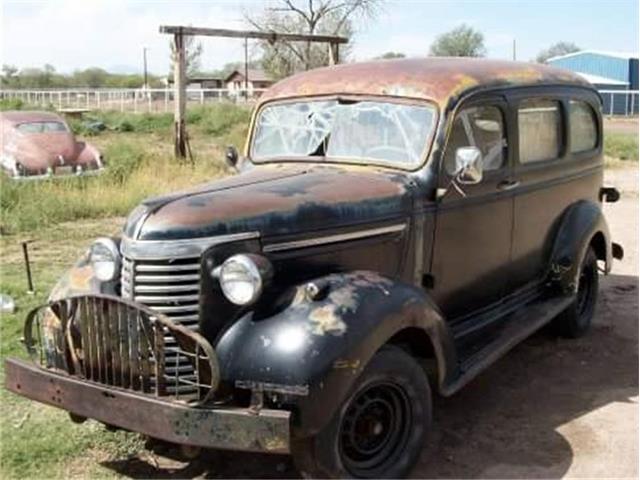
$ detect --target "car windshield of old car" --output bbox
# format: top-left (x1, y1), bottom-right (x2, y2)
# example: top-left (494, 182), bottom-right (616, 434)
top-left (251, 100), bottom-right (436, 168)
top-left (17, 121), bottom-right (68, 134)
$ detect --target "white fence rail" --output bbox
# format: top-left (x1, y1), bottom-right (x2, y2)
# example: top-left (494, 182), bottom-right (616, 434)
top-left (1, 88), bottom-right (638, 116)
top-left (0, 88), bottom-right (266, 113)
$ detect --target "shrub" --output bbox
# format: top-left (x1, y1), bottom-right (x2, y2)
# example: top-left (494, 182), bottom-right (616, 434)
top-left (191, 103), bottom-right (252, 136)
top-left (604, 132), bottom-right (639, 162)
top-left (103, 140), bottom-right (146, 184)
top-left (0, 98), bottom-right (25, 111)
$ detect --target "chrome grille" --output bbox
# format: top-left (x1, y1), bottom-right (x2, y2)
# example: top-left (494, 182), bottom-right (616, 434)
top-left (121, 256), bottom-right (201, 393)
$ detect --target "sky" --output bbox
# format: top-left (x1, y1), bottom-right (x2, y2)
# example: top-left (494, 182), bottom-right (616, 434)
top-left (1, 0), bottom-right (638, 76)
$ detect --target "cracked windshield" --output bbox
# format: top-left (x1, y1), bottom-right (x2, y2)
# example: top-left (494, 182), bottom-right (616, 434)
top-left (252, 100), bottom-right (436, 168)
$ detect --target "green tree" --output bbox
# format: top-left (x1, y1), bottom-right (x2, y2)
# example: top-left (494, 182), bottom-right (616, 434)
top-left (245, 0), bottom-right (384, 79)
top-left (72, 67), bottom-right (110, 88)
top-left (536, 41), bottom-right (580, 63)
top-left (429, 24), bottom-right (486, 57)
top-left (1, 65), bottom-right (19, 87)
top-left (376, 52), bottom-right (406, 60)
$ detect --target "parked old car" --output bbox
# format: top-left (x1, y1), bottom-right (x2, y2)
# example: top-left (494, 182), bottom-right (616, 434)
top-left (5, 58), bottom-right (623, 478)
top-left (0, 110), bottom-right (103, 178)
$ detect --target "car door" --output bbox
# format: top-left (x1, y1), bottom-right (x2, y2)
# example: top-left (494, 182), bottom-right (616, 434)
top-left (430, 97), bottom-right (514, 320)
top-left (507, 90), bottom-right (602, 292)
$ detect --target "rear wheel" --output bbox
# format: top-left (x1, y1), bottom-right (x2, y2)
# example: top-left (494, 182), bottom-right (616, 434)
top-left (554, 247), bottom-right (599, 338)
top-left (291, 346), bottom-right (431, 478)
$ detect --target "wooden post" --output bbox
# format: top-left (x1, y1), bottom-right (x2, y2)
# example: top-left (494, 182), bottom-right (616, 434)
top-left (173, 31), bottom-right (187, 158)
top-left (329, 42), bottom-right (340, 65)
top-left (244, 37), bottom-right (249, 101)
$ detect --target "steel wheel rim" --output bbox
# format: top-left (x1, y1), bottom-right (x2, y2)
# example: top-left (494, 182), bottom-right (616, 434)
top-left (339, 381), bottom-right (412, 477)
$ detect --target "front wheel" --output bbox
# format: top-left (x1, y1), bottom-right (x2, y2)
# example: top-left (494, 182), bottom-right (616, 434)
top-left (291, 346), bottom-right (432, 478)
top-left (553, 247), bottom-right (599, 338)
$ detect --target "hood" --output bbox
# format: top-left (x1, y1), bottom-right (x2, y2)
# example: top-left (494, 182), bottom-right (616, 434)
top-left (125, 164), bottom-right (413, 241)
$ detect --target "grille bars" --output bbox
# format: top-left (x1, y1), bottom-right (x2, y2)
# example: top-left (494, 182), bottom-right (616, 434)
top-left (23, 294), bottom-right (219, 405)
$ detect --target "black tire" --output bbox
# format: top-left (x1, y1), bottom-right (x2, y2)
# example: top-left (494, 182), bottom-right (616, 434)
top-left (554, 247), bottom-right (599, 338)
top-left (291, 346), bottom-right (432, 479)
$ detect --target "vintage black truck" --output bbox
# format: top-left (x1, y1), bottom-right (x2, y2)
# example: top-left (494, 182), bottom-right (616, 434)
top-left (5, 58), bottom-right (623, 478)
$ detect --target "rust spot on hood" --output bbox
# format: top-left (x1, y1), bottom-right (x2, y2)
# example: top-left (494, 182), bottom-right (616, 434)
top-left (135, 164), bottom-right (411, 241)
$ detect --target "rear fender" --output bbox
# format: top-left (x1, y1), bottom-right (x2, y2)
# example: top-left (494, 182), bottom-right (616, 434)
top-left (75, 141), bottom-right (102, 168)
top-left (549, 200), bottom-right (612, 293)
top-left (214, 271), bottom-right (457, 436)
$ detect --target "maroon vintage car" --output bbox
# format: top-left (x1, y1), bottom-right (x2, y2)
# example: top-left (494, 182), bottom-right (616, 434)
top-left (0, 111), bottom-right (103, 178)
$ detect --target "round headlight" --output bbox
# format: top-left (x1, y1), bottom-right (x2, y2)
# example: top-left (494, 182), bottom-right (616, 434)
top-left (216, 254), bottom-right (272, 306)
top-left (89, 237), bottom-right (121, 282)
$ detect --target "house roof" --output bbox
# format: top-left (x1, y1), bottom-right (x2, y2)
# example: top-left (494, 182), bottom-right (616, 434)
top-left (576, 72), bottom-right (629, 86)
top-left (258, 57), bottom-right (591, 107)
top-left (547, 50), bottom-right (640, 62)
top-left (225, 69), bottom-right (271, 82)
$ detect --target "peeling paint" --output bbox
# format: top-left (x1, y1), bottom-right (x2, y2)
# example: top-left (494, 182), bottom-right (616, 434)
top-left (308, 304), bottom-right (347, 336)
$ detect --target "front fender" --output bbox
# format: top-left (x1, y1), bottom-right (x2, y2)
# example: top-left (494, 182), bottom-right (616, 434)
top-left (49, 248), bottom-right (117, 301)
top-left (214, 271), bottom-right (457, 436)
top-left (549, 200), bottom-right (612, 292)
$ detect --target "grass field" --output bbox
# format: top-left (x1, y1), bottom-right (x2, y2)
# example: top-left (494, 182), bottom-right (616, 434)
top-left (1, 103), bottom-right (249, 235)
top-left (0, 106), bottom-right (637, 478)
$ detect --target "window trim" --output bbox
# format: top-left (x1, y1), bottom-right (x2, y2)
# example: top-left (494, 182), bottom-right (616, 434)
top-left (441, 100), bottom-right (510, 180)
top-left (247, 94), bottom-right (440, 172)
top-left (515, 97), bottom-right (566, 166)
top-left (568, 98), bottom-right (600, 155)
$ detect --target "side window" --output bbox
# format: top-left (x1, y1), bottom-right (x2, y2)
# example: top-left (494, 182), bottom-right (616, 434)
top-left (570, 100), bottom-right (598, 153)
top-left (444, 105), bottom-right (506, 175)
top-left (518, 99), bottom-right (562, 163)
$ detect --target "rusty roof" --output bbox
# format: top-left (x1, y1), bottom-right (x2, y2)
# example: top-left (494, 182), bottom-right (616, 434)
top-left (1, 110), bottom-right (64, 124)
top-left (258, 58), bottom-right (592, 106)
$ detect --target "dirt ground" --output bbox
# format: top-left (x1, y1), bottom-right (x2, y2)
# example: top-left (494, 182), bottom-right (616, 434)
top-left (604, 116), bottom-right (639, 135)
top-left (93, 162), bottom-right (639, 479)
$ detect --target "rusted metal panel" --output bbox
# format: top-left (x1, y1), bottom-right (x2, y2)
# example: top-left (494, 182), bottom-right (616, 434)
top-left (0, 111), bottom-right (103, 177)
top-left (23, 294), bottom-right (219, 405)
top-left (215, 270), bottom-right (456, 436)
top-left (258, 58), bottom-right (592, 107)
top-left (132, 164), bottom-right (412, 241)
top-left (4, 358), bottom-right (290, 454)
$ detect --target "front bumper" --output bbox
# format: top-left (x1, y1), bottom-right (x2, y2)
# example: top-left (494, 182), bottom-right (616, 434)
top-left (4, 358), bottom-right (291, 453)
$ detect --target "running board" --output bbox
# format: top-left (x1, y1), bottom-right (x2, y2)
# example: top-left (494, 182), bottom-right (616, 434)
top-left (441, 294), bottom-right (574, 396)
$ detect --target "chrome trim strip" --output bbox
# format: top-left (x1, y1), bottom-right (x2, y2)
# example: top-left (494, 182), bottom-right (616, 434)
top-left (263, 223), bottom-right (407, 253)
top-left (136, 263), bottom-right (201, 272)
top-left (121, 231), bottom-right (261, 260)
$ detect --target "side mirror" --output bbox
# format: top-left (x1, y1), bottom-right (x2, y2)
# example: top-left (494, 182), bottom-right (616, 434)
top-left (455, 146), bottom-right (483, 185)
top-left (225, 145), bottom-right (239, 171)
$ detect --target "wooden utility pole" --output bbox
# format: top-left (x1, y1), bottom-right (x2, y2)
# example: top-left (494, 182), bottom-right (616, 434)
top-left (173, 31), bottom-right (187, 158)
top-left (244, 37), bottom-right (249, 100)
top-left (329, 43), bottom-right (340, 65)
top-left (160, 25), bottom-right (348, 159)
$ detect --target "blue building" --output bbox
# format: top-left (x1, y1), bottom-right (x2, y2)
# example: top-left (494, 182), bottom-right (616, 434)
top-left (547, 50), bottom-right (639, 114)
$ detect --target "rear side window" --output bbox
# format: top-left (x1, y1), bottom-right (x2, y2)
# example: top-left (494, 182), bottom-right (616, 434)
top-left (17, 121), bottom-right (68, 133)
top-left (569, 100), bottom-right (598, 152)
top-left (518, 99), bottom-right (562, 163)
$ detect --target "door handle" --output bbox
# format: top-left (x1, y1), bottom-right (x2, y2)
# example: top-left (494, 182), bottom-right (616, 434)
top-left (497, 179), bottom-right (520, 191)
